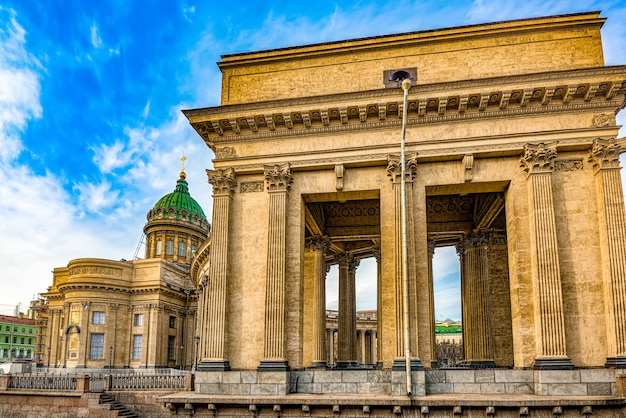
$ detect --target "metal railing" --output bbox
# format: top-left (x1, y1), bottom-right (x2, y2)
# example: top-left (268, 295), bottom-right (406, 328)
top-left (9, 375), bottom-right (77, 391)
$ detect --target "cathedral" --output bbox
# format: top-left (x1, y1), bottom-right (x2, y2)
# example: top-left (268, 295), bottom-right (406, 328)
top-left (41, 164), bottom-right (207, 369)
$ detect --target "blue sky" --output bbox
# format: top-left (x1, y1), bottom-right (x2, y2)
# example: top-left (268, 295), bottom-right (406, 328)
top-left (1, 1), bottom-right (626, 319)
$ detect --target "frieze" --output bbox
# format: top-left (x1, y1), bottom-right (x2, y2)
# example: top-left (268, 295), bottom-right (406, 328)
top-left (215, 146), bottom-right (237, 159)
top-left (240, 181), bottom-right (264, 193)
top-left (69, 266), bottom-right (122, 278)
top-left (554, 159), bottom-right (583, 172)
top-left (591, 113), bottom-right (615, 128)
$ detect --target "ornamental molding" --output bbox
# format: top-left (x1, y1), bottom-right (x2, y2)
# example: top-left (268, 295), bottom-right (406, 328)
top-left (188, 78), bottom-right (626, 147)
top-left (554, 159), bottom-right (584, 172)
top-left (588, 137), bottom-right (626, 171)
top-left (206, 167), bottom-right (237, 196)
top-left (69, 266), bottom-right (123, 278)
top-left (184, 67), bottom-right (626, 119)
top-left (520, 142), bottom-right (558, 175)
top-left (264, 162), bottom-right (293, 192)
top-left (240, 181), bottom-right (264, 193)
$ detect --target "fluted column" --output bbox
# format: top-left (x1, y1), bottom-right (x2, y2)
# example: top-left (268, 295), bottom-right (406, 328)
top-left (520, 143), bottom-right (573, 369)
top-left (198, 168), bottom-right (236, 371)
top-left (387, 153), bottom-right (423, 370)
top-left (427, 240), bottom-right (437, 368)
top-left (259, 163), bottom-right (293, 371)
top-left (589, 138), bottom-right (626, 368)
top-left (308, 236), bottom-right (329, 368)
top-left (336, 253), bottom-right (358, 367)
top-left (457, 232), bottom-right (495, 366)
top-left (372, 246), bottom-right (383, 368)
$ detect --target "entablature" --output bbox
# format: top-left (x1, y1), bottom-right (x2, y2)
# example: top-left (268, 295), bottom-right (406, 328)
top-left (184, 67), bottom-right (626, 152)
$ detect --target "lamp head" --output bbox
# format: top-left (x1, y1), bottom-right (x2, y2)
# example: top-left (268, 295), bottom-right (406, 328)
top-left (401, 78), bottom-right (411, 91)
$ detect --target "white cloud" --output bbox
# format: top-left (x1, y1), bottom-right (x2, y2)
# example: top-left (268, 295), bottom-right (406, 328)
top-left (74, 179), bottom-right (120, 213)
top-left (90, 22), bottom-right (102, 48)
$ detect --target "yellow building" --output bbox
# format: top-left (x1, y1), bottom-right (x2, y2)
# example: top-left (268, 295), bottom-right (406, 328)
top-left (41, 166), bottom-right (208, 369)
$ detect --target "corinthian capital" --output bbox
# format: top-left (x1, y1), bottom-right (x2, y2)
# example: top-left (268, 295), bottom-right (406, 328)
top-left (207, 167), bottom-right (237, 196)
top-left (457, 231), bottom-right (492, 254)
top-left (588, 137), bottom-right (625, 172)
top-left (387, 152), bottom-right (418, 183)
top-left (264, 162), bottom-right (293, 192)
top-left (306, 236), bottom-right (330, 253)
top-left (520, 142), bottom-right (558, 175)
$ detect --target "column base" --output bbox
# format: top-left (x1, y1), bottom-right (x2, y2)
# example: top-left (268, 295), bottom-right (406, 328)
top-left (335, 361), bottom-right (359, 369)
top-left (392, 359), bottom-right (424, 371)
top-left (310, 361), bottom-right (327, 369)
top-left (197, 360), bottom-right (231, 371)
top-left (458, 360), bottom-right (497, 368)
top-left (606, 357), bottom-right (626, 368)
top-left (533, 357), bottom-right (574, 370)
top-left (258, 360), bottom-right (290, 372)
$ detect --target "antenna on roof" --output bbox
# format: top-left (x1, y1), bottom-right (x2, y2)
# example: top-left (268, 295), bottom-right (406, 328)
top-left (133, 233), bottom-right (146, 260)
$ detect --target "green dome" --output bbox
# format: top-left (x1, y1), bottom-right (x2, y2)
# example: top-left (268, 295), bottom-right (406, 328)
top-left (147, 172), bottom-right (207, 227)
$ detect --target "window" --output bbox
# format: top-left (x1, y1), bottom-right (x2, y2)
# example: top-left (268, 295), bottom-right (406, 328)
top-left (155, 240), bottom-right (162, 255)
top-left (90, 334), bottom-right (105, 359)
top-left (178, 241), bottom-right (186, 257)
top-left (21, 337), bottom-right (24, 344)
top-left (21, 328), bottom-right (24, 333)
top-left (5, 326), bottom-right (8, 331)
top-left (166, 240), bottom-right (174, 255)
top-left (167, 336), bottom-right (176, 360)
top-left (132, 335), bottom-right (142, 360)
top-left (28, 338), bottom-right (32, 345)
top-left (169, 316), bottom-right (176, 328)
top-left (26, 350), bottom-right (31, 359)
top-left (12, 337), bottom-right (16, 343)
top-left (134, 314), bottom-right (143, 327)
top-left (13, 327), bottom-right (17, 332)
top-left (4, 336), bottom-right (8, 343)
top-left (92, 311), bottom-right (105, 325)
top-left (29, 328), bottom-right (33, 333)
top-left (190, 244), bottom-right (196, 258)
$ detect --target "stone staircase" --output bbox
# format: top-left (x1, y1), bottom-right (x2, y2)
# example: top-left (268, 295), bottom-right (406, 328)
top-left (97, 392), bottom-right (139, 417)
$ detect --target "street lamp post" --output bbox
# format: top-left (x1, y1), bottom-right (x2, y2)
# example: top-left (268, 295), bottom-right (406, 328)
top-left (400, 77), bottom-right (412, 396)
top-left (108, 346), bottom-right (113, 369)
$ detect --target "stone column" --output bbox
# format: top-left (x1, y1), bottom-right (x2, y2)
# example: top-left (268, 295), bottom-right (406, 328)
top-left (106, 303), bottom-right (118, 368)
top-left (427, 240), bottom-right (437, 368)
top-left (199, 168), bottom-right (236, 371)
top-left (308, 236), bottom-right (329, 368)
top-left (520, 142), bottom-right (573, 369)
top-left (387, 153), bottom-right (423, 370)
top-left (588, 137), bottom-right (626, 368)
top-left (336, 253), bottom-right (358, 367)
top-left (371, 246), bottom-right (384, 368)
top-left (457, 232), bottom-right (495, 366)
top-left (259, 163), bottom-right (293, 371)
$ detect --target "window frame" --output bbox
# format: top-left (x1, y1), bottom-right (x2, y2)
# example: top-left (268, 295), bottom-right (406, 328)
top-left (89, 333), bottom-right (105, 359)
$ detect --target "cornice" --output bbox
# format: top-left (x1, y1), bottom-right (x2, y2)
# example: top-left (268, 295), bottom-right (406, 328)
top-left (184, 67), bottom-right (626, 119)
top-left (186, 75), bottom-right (626, 152)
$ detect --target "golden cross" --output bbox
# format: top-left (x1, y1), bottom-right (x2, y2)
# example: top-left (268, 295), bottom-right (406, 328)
top-left (181, 154), bottom-right (187, 172)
